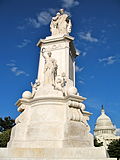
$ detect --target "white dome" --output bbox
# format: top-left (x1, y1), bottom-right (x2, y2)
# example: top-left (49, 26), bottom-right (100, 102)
top-left (94, 107), bottom-right (115, 134)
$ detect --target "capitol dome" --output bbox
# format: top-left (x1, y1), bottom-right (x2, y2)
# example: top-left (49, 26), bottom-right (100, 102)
top-left (94, 106), bottom-right (115, 134)
top-left (94, 106), bottom-right (119, 148)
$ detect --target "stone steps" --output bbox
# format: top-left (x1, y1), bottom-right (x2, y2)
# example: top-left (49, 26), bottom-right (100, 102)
top-left (0, 147), bottom-right (117, 160)
top-left (0, 158), bottom-right (117, 160)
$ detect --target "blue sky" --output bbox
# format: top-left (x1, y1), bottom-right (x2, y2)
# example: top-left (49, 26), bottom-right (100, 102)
top-left (0, 0), bottom-right (120, 134)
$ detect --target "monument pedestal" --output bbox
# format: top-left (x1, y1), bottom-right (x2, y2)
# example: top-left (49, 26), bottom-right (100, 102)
top-left (36, 35), bottom-right (77, 86)
top-left (7, 95), bottom-right (93, 148)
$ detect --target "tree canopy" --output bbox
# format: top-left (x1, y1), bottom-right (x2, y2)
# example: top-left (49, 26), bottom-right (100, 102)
top-left (0, 129), bottom-right (11, 147)
top-left (107, 139), bottom-right (120, 160)
top-left (0, 116), bottom-right (15, 147)
top-left (0, 116), bottom-right (15, 132)
top-left (94, 137), bottom-right (103, 147)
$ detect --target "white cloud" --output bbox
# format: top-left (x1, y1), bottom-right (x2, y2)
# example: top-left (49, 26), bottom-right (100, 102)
top-left (98, 56), bottom-right (117, 65)
top-left (90, 75), bottom-right (95, 79)
top-left (17, 26), bottom-right (25, 30)
top-left (107, 23), bottom-right (117, 28)
top-left (75, 66), bottom-right (84, 72)
top-left (116, 128), bottom-right (120, 136)
top-left (82, 52), bottom-right (87, 56)
top-left (28, 18), bottom-right (41, 28)
top-left (28, 5), bottom-right (77, 29)
top-left (101, 29), bottom-right (106, 33)
top-left (6, 61), bottom-right (29, 77)
top-left (6, 63), bottom-right (15, 67)
top-left (79, 80), bottom-right (85, 84)
top-left (10, 67), bottom-right (29, 76)
top-left (10, 60), bottom-right (16, 63)
top-left (48, 8), bottom-right (57, 15)
top-left (62, 0), bottom-right (79, 9)
top-left (17, 39), bottom-right (31, 48)
top-left (14, 70), bottom-right (29, 76)
top-left (11, 67), bottom-right (18, 72)
top-left (37, 11), bottom-right (52, 25)
top-left (79, 32), bottom-right (98, 43)
top-left (28, 8), bottom-right (57, 28)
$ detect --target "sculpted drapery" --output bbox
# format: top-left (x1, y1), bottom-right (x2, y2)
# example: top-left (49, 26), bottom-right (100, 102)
top-left (42, 51), bottom-right (58, 85)
top-left (50, 9), bottom-right (72, 36)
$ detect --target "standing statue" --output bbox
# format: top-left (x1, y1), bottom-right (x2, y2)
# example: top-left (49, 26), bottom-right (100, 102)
top-left (50, 9), bottom-right (72, 36)
top-left (42, 51), bottom-right (58, 85)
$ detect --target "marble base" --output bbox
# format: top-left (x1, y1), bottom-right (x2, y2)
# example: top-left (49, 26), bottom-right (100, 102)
top-left (8, 95), bottom-right (93, 148)
top-left (0, 147), bottom-right (116, 159)
top-left (0, 159), bottom-right (117, 160)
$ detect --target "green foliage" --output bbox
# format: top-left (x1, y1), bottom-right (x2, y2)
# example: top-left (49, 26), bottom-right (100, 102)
top-left (0, 116), bottom-right (15, 132)
top-left (108, 139), bottom-right (120, 159)
top-left (0, 116), bottom-right (15, 147)
top-left (0, 129), bottom-right (11, 147)
top-left (94, 137), bottom-right (103, 147)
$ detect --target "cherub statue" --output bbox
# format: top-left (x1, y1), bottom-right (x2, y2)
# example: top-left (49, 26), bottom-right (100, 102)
top-left (54, 72), bottom-right (67, 96)
top-left (31, 79), bottom-right (40, 97)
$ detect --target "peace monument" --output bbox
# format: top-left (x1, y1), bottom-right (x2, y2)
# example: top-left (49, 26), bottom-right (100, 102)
top-left (0, 9), bottom-right (116, 160)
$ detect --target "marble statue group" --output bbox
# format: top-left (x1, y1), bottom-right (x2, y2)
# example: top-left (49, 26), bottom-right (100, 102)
top-left (50, 9), bottom-right (72, 36)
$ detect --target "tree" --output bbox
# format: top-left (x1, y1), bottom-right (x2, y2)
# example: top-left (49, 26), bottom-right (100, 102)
top-left (107, 139), bottom-right (120, 160)
top-left (0, 116), bottom-right (15, 147)
top-left (94, 137), bottom-right (103, 147)
top-left (0, 116), bottom-right (15, 132)
top-left (0, 129), bottom-right (11, 147)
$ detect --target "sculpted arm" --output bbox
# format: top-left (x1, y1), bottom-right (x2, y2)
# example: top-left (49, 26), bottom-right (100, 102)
top-left (42, 52), bottom-right (46, 60)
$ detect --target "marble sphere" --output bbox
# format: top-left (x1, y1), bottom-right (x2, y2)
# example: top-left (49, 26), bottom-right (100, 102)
top-left (67, 87), bottom-right (78, 95)
top-left (22, 91), bottom-right (32, 99)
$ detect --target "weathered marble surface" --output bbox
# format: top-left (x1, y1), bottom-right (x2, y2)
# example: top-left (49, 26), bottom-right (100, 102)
top-left (0, 158), bottom-right (117, 160)
top-left (8, 95), bottom-right (93, 148)
top-left (0, 147), bottom-right (115, 159)
top-left (0, 159), bottom-right (117, 160)
top-left (36, 35), bottom-right (77, 89)
top-left (50, 9), bottom-right (72, 36)
top-left (8, 33), bottom-right (93, 148)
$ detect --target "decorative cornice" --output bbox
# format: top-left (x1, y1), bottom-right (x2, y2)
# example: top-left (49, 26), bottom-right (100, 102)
top-left (37, 35), bottom-right (74, 47)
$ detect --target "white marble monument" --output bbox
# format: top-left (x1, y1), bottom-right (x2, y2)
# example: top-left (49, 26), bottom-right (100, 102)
top-left (7, 9), bottom-right (93, 148)
top-left (0, 9), bottom-right (116, 160)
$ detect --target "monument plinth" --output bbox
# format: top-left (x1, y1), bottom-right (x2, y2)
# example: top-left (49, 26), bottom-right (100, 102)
top-left (0, 9), bottom-right (116, 160)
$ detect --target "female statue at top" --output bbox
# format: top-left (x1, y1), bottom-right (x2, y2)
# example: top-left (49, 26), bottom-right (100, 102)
top-left (50, 9), bottom-right (72, 36)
